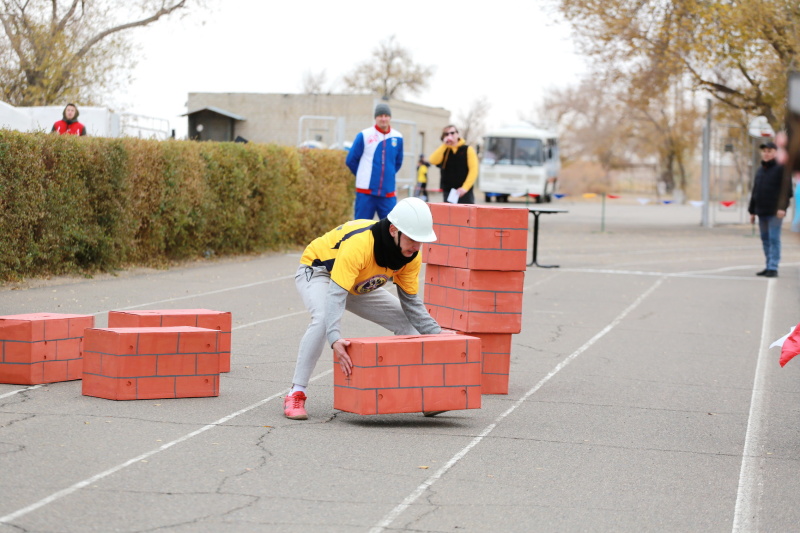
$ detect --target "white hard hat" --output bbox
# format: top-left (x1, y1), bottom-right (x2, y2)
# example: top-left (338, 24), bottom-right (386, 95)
top-left (387, 197), bottom-right (437, 243)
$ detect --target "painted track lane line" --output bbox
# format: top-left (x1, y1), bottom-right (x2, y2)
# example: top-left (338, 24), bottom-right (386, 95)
top-left (369, 276), bottom-right (666, 533)
top-left (732, 279), bottom-right (776, 532)
top-left (0, 384), bottom-right (43, 400)
top-left (0, 370), bottom-right (330, 525)
top-left (232, 311), bottom-right (307, 331)
top-left (89, 274), bottom-right (295, 316)
top-left (0, 389), bottom-right (282, 524)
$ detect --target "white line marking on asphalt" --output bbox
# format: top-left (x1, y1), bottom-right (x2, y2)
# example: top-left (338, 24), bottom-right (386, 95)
top-left (732, 279), bottom-right (775, 532)
top-left (0, 370), bottom-right (331, 525)
top-left (0, 384), bottom-right (43, 400)
top-left (368, 276), bottom-right (666, 533)
top-left (560, 267), bottom-right (765, 281)
top-left (232, 311), bottom-right (307, 331)
top-left (523, 272), bottom-right (560, 292)
top-left (89, 275), bottom-right (295, 316)
top-left (557, 268), bottom-right (671, 276)
top-left (677, 265), bottom-right (772, 276)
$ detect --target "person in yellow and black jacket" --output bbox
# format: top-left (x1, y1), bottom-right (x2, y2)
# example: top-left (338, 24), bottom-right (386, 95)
top-left (429, 125), bottom-right (478, 204)
top-left (283, 197), bottom-right (442, 420)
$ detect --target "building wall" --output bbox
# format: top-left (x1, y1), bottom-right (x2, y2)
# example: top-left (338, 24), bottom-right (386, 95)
top-left (188, 110), bottom-right (235, 142)
top-left (186, 93), bottom-right (451, 186)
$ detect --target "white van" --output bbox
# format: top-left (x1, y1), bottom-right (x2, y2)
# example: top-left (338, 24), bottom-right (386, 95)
top-left (479, 124), bottom-right (560, 203)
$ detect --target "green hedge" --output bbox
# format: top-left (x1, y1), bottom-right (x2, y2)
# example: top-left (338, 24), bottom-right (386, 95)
top-left (0, 130), bottom-right (355, 282)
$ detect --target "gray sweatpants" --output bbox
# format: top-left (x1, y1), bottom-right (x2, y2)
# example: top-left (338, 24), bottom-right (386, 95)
top-left (291, 265), bottom-right (418, 387)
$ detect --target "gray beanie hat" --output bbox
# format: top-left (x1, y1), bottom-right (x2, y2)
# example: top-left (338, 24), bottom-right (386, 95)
top-left (374, 103), bottom-right (392, 117)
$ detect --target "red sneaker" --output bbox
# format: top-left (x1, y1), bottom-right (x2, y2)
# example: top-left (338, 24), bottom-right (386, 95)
top-left (284, 391), bottom-right (308, 420)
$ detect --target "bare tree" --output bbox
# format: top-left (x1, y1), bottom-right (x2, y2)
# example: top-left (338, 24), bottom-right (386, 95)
top-left (0, 0), bottom-right (198, 106)
top-left (538, 72), bottom-right (702, 198)
top-left (538, 78), bottom-right (634, 174)
top-left (624, 79), bottom-right (702, 195)
top-left (457, 96), bottom-right (490, 146)
top-left (301, 69), bottom-right (328, 95)
top-left (342, 35), bottom-right (434, 100)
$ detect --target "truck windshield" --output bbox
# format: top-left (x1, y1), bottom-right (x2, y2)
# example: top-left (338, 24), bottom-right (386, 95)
top-left (483, 137), bottom-right (543, 166)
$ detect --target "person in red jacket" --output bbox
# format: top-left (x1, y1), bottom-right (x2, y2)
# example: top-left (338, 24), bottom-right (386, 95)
top-left (51, 103), bottom-right (87, 136)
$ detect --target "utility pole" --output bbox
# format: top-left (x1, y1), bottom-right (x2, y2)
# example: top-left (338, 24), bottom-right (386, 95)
top-left (701, 99), bottom-right (712, 228)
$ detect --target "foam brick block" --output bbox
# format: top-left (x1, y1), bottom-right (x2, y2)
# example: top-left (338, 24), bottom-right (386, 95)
top-left (0, 313), bottom-right (94, 385)
top-left (107, 309), bottom-right (232, 372)
top-left (82, 326), bottom-right (220, 400)
top-left (445, 329), bottom-right (512, 395)
top-left (424, 264), bottom-right (524, 333)
top-left (423, 203), bottom-right (529, 271)
top-left (334, 334), bottom-right (482, 415)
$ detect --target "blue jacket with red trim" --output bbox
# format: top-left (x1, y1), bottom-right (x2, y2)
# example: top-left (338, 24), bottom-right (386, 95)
top-left (346, 125), bottom-right (403, 197)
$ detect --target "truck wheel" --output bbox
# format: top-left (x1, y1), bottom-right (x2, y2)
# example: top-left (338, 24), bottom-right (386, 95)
top-left (485, 194), bottom-right (492, 203)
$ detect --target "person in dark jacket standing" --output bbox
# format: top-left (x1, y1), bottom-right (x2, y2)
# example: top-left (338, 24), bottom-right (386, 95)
top-left (748, 141), bottom-right (792, 277)
top-left (429, 125), bottom-right (478, 204)
top-left (51, 103), bottom-right (87, 136)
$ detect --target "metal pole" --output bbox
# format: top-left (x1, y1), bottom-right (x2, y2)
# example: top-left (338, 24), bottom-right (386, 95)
top-left (601, 193), bottom-right (606, 232)
top-left (701, 99), bottom-right (712, 227)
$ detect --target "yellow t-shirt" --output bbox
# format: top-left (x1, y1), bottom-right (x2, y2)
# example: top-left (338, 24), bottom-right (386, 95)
top-left (417, 164), bottom-right (428, 184)
top-left (300, 220), bottom-right (421, 295)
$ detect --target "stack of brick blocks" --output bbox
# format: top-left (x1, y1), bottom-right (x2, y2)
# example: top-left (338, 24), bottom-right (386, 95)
top-left (107, 309), bottom-right (232, 372)
top-left (82, 326), bottom-right (221, 400)
top-left (0, 313), bottom-right (94, 385)
top-left (422, 203), bottom-right (528, 394)
top-left (333, 334), bottom-right (482, 415)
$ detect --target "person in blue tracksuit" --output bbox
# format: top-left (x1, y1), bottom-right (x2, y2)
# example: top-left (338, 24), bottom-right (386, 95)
top-left (346, 103), bottom-right (404, 219)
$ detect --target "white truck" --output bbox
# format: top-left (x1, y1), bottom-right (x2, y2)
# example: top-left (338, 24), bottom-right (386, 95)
top-left (478, 124), bottom-right (560, 203)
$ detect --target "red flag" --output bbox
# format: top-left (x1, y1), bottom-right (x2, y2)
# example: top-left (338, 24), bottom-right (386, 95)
top-left (607, 194), bottom-right (620, 199)
top-left (777, 323), bottom-right (800, 367)
top-left (720, 201), bottom-right (736, 207)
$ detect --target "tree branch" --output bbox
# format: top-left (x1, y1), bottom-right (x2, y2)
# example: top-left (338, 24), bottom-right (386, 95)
top-left (0, 8), bottom-right (26, 66)
top-left (65, 0), bottom-right (187, 71)
top-left (54, 0), bottom-right (81, 35)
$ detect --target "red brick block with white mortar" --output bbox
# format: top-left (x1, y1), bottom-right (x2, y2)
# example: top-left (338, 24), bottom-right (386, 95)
top-left (333, 334), bottom-right (482, 415)
top-left (82, 326), bottom-right (220, 400)
top-left (107, 309), bottom-right (232, 372)
top-left (422, 202), bottom-right (529, 396)
top-left (0, 313), bottom-right (94, 385)
top-left (444, 329), bottom-right (513, 395)
top-left (422, 203), bottom-right (529, 271)
top-left (424, 264), bottom-right (524, 333)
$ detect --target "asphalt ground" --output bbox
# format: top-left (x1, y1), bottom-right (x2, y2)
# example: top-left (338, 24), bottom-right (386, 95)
top-left (1, 198), bottom-right (799, 533)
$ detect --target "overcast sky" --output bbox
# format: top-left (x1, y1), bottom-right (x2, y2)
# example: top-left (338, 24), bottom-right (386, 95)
top-left (116, 0), bottom-right (587, 139)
